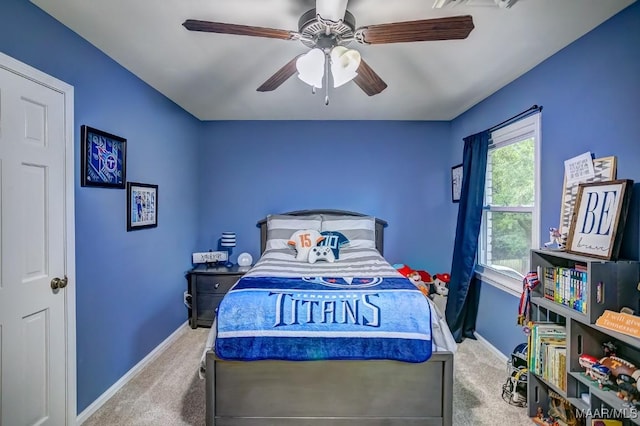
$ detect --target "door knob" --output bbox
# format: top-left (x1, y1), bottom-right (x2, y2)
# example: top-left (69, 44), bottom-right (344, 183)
top-left (51, 276), bottom-right (68, 290)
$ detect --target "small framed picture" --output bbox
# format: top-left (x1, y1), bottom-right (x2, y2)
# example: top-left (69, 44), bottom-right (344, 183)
top-left (80, 125), bottom-right (127, 188)
top-left (126, 182), bottom-right (158, 231)
top-left (451, 163), bottom-right (463, 203)
top-left (566, 179), bottom-right (633, 260)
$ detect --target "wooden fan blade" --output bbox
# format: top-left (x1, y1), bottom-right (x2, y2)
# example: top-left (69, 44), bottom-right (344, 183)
top-left (183, 20), bottom-right (297, 40)
top-left (356, 15), bottom-right (474, 44)
top-left (257, 55), bottom-right (303, 92)
top-left (353, 60), bottom-right (387, 96)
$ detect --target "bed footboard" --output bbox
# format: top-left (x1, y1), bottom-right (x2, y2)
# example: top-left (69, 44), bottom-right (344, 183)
top-left (206, 350), bottom-right (453, 426)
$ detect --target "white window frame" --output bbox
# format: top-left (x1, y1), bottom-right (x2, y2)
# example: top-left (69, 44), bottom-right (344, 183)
top-left (475, 113), bottom-right (541, 296)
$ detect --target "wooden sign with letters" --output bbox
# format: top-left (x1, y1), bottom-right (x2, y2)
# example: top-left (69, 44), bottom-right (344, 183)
top-left (566, 179), bottom-right (633, 260)
top-left (596, 310), bottom-right (640, 339)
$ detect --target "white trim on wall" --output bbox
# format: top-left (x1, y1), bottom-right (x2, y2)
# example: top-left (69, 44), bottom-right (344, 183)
top-left (474, 331), bottom-right (508, 363)
top-left (76, 322), bottom-right (189, 425)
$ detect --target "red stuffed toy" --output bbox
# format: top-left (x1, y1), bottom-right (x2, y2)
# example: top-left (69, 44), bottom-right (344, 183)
top-left (394, 264), bottom-right (451, 298)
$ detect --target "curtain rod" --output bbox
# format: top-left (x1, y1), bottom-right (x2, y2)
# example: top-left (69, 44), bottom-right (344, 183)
top-left (488, 104), bottom-right (543, 132)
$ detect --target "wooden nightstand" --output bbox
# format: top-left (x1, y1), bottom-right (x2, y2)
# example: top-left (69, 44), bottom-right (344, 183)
top-left (186, 265), bottom-right (246, 328)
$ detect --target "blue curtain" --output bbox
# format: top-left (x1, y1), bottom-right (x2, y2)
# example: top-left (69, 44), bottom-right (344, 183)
top-left (445, 130), bottom-right (490, 343)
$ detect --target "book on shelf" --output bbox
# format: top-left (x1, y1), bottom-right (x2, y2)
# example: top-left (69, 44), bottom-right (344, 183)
top-left (528, 322), bottom-right (567, 391)
top-left (539, 265), bottom-right (587, 315)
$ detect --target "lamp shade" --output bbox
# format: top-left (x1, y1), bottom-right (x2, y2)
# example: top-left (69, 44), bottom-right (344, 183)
top-left (330, 46), bottom-right (361, 88)
top-left (220, 232), bottom-right (236, 248)
top-left (296, 48), bottom-right (325, 88)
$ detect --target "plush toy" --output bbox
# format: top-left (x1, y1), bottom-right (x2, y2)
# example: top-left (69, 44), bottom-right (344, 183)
top-left (394, 264), bottom-right (414, 277)
top-left (543, 227), bottom-right (563, 249)
top-left (288, 229), bottom-right (324, 261)
top-left (394, 264), bottom-right (450, 299)
top-left (432, 273), bottom-right (450, 296)
top-left (406, 270), bottom-right (431, 298)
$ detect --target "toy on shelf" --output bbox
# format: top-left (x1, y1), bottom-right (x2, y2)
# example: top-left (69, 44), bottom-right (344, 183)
top-left (543, 227), bottom-right (564, 250)
top-left (602, 341), bottom-right (617, 357)
top-left (579, 341), bottom-right (640, 402)
top-left (590, 363), bottom-right (613, 389)
top-left (616, 373), bottom-right (640, 403)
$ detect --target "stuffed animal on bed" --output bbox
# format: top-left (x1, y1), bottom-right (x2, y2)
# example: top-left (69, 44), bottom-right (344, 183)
top-left (406, 270), bottom-right (431, 298)
top-left (432, 273), bottom-right (450, 296)
top-left (394, 264), bottom-right (449, 299)
top-left (288, 229), bottom-right (325, 261)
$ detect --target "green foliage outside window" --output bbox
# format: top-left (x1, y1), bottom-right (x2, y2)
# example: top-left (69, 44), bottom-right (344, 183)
top-left (486, 138), bottom-right (535, 275)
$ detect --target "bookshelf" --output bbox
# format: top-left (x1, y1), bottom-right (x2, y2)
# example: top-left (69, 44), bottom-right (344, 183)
top-left (528, 249), bottom-right (640, 425)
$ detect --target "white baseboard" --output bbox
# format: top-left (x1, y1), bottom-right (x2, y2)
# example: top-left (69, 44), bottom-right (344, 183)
top-left (474, 331), bottom-right (509, 364)
top-left (76, 321), bottom-right (189, 425)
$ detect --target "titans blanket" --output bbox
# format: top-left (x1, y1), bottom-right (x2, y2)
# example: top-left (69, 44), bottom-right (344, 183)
top-left (215, 276), bottom-right (433, 363)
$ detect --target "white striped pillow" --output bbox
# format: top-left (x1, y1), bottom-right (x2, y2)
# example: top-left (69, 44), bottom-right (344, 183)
top-left (321, 215), bottom-right (376, 249)
top-left (266, 214), bottom-right (322, 251)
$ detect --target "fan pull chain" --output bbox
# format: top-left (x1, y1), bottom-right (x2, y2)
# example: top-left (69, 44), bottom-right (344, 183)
top-left (324, 51), bottom-right (330, 105)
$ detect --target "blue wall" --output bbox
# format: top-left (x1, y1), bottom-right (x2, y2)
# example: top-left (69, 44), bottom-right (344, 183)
top-left (450, 1), bottom-right (640, 356)
top-left (2, 0), bottom-right (639, 415)
top-left (197, 120), bottom-right (454, 273)
top-left (0, 0), bottom-right (201, 412)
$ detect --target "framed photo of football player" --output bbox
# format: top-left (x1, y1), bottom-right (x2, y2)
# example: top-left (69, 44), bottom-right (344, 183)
top-left (80, 125), bottom-right (127, 188)
top-left (126, 182), bottom-right (158, 231)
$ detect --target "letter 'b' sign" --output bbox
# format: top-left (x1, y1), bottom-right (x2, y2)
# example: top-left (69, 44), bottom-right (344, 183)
top-left (567, 179), bottom-right (633, 260)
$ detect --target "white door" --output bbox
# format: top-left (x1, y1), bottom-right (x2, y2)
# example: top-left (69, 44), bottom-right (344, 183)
top-left (0, 54), bottom-right (75, 426)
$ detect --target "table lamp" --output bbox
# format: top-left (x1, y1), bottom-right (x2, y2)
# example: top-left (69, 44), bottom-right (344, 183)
top-left (220, 232), bottom-right (236, 268)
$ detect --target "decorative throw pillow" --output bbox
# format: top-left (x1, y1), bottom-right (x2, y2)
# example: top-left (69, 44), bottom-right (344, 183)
top-left (265, 214), bottom-right (322, 252)
top-left (288, 229), bottom-right (325, 261)
top-left (317, 231), bottom-right (349, 260)
top-left (321, 215), bottom-right (376, 250)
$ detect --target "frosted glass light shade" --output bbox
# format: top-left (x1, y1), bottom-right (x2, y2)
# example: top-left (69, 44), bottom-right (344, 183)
top-left (296, 48), bottom-right (325, 88)
top-left (330, 46), bottom-right (361, 88)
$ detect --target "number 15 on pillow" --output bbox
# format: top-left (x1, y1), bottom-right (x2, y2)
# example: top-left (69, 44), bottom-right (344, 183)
top-left (288, 229), bottom-right (324, 261)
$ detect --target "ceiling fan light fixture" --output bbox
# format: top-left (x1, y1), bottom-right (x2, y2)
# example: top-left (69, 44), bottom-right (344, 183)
top-left (296, 48), bottom-right (325, 88)
top-left (330, 46), bottom-right (361, 88)
top-left (316, 0), bottom-right (349, 22)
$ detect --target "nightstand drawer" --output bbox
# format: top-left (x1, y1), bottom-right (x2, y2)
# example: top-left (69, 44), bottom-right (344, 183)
top-left (196, 274), bottom-right (240, 295)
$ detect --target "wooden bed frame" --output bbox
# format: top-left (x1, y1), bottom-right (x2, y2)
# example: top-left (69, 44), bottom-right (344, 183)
top-left (204, 210), bottom-right (454, 426)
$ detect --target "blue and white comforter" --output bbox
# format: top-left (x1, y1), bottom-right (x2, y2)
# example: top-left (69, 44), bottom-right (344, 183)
top-left (215, 248), bottom-right (434, 362)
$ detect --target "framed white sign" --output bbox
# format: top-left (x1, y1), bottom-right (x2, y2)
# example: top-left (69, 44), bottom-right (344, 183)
top-left (558, 156), bottom-right (617, 248)
top-left (566, 179), bottom-right (633, 260)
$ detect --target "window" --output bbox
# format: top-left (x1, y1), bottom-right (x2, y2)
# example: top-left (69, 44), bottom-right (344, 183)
top-left (476, 113), bottom-right (541, 294)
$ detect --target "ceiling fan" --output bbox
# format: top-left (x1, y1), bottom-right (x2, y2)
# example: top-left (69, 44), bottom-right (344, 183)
top-left (183, 0), bottom-right (474, 104)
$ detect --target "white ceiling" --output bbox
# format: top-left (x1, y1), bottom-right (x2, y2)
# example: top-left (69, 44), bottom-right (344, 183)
top-left (31, 0), bottom-right (635, 120)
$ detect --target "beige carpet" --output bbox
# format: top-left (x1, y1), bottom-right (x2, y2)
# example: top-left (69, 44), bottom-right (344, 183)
top-left (82, 326), bottom-right (532, 426)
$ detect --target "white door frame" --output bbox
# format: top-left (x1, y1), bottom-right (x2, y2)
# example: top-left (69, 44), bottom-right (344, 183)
top-left (0, 51), bottom-right (76, 425)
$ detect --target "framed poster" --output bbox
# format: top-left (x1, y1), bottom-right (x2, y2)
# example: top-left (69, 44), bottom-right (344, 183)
top-left (557, 156), bottom-right (616, 248)
top-left (566, 179), bottom-right (633, 260)
top-left (451, 163), bottom-right (463, 203)
top-left (81, 125), bottom-right (127, 188)
top-left (126, 182), bottom-right (158, 231)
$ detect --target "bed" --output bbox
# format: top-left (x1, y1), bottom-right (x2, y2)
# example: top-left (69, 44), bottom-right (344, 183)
top-left (200, 209), bottom-right (456, 426)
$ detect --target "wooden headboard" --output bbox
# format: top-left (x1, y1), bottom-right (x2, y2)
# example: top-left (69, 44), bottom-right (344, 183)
top-left (256, 209), bottom-right (388, 255)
